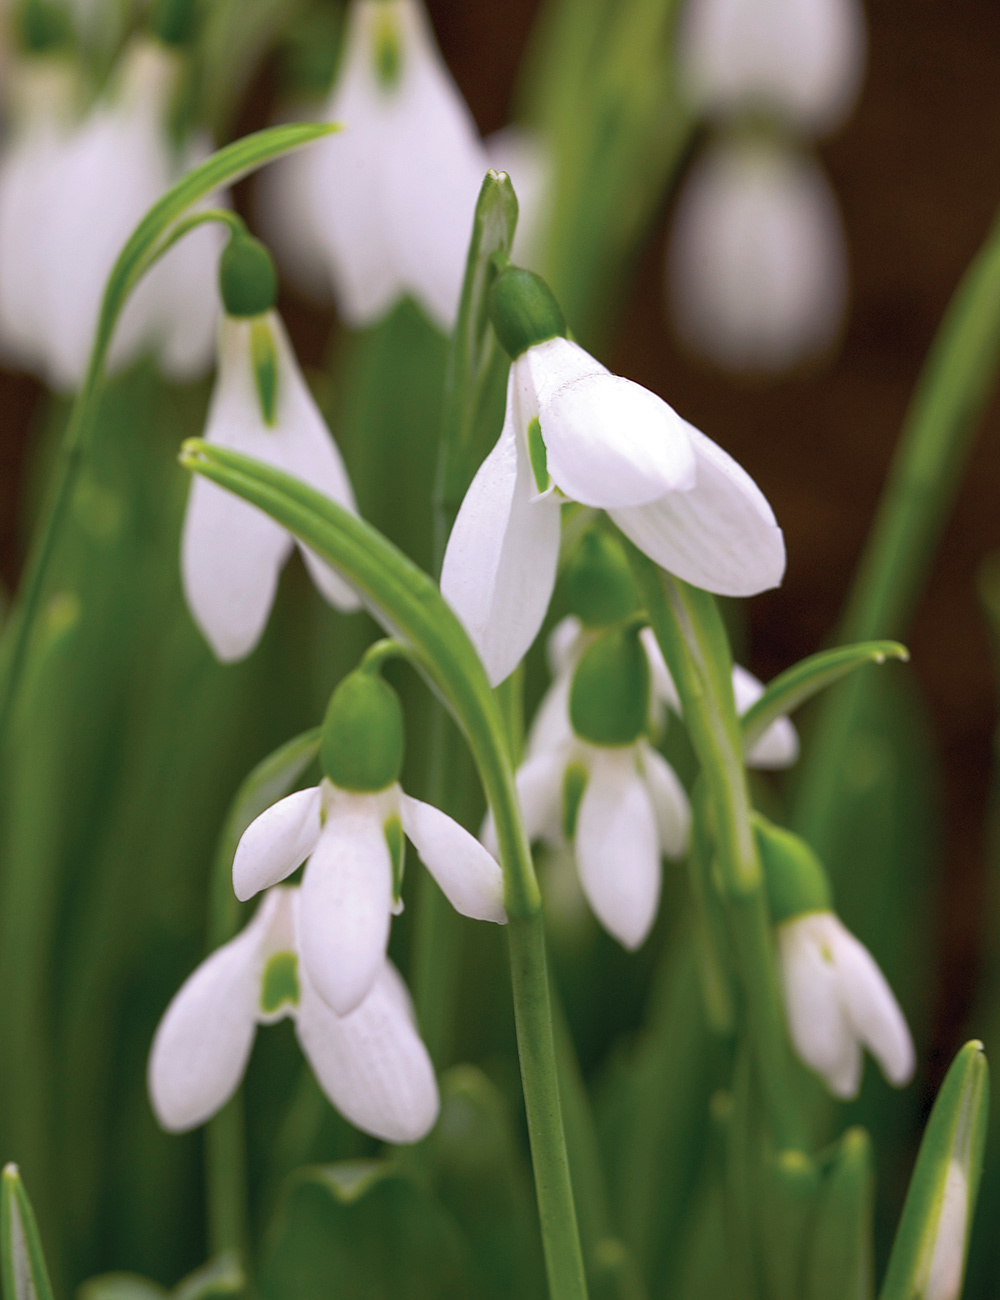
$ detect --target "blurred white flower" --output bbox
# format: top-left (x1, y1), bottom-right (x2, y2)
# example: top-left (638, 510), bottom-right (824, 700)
top-left (232, 775), bottom-right (505, 1017)
top-left (778, 909), bottom-right (915, 1098)
top-left (678, 0), bottom-right (867, 134)
top-left (667, 135), bottom-right (848, 373)
top-left (441, 334), bottom-right (785, 685)
top-left (181, 311), bottom-right (361, 662)
top-left (148, 886), bottom-right (439, 1143)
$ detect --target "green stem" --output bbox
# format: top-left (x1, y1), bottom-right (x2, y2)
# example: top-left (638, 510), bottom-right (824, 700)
top-left (629, 553), bottom-right (803, 1152)
top-left (182, 442), bottom-right (588, 1300)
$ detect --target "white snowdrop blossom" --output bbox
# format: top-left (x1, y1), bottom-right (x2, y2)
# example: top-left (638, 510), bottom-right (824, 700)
top-left (232, 776), bottom-right (506, 1017)
top-left (668, 136), bottom-right (848, 373)
top-left (678, 0), bottom-right (867, 134)
top-left (293, 0), bottom-right (489, 330)
top-left (441, 335), bottom-right (785, 685)
top-left (778, 910), bottom-right (915, 1099)
top-left (24, 38), bottom-right (223, 390)
top-left (181, 311), bottom-right (362, 662)
top-left (148, 886), bottom-right (439, 1143)
top-left (484, 733), bottom-right (689, 951)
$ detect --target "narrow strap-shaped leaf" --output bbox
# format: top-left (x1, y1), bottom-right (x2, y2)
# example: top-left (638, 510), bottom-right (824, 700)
top-left (806, 1128), bottom-right (875, 1300)
top-left (879, 1041), bottom-right (989, 1300)
top-left (78, 1275), bottom-right (167, 1299)
top-left (741, 642), bottom-right (909, 752)
top-left (1, 1164), bottom-right (54, 1300)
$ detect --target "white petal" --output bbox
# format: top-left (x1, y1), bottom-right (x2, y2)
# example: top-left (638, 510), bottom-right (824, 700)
top-left (640, 745), bottom-right (691, 859)
top-left (829, 919), bottom-right (916, 1088)
top-left (480, 747), bottom-right (564, 858)
top-left (732, 663), bottom-right (799, 768)
top-left (399, 794), bottom-right (506, 923)
top-left (530, 342), bottom-right (697, 508)
top-left (440, 373), bottom-right (561, 685)
top-left (525, 671), bottom-right (574, 759)
top-left (574, 749), bottom-right (662, 950)
top-left (546, 615), bottom-right (584, 677)
top-left (295, 959), bottom-right (439, 1143)
top-left (232, 786), bottom-right (323, 901)
top-left (147, 896), bottom-right (274, 1131)
top-left (611, 418), bottom-right (785, 597)
top-left (640, 627), bottom-right (682, 712)
top-left (778, 914), bottom-right (857, 1095)
top-left (298, 801), bottom-right (394, 1015)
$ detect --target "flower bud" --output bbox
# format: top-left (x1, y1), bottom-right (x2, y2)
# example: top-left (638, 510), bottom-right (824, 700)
top-left (754, 814), bottom-right (831, 921)
top-left (488, 266), bottom-right (567, 359)
top-left (563, 530), bottom-right (641, 628)
top-left (219, 233), bottom-right (279, 319)
top-left (320, 667), bottom-right (405, 792)
top-left (569, 625), bottom-right (649, 747)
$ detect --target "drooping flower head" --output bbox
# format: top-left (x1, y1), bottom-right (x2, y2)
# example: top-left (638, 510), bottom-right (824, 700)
top-left (756, 815), bottom-right (915, 1099)
top-left (232, 659), bottom-right (506, 1017)
top-left (181, 232), bottom-right (361, 662)
top-left (148, 885), bottom-right (439, 1142)
top-left (441, 264), bottom-right (785, 685)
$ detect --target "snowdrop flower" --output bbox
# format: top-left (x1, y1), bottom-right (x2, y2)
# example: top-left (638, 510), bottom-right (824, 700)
top-left (441, 265), bottom-right (785, 685)
top-left (678, 0), bottom-right (867, 134)
top-left (36, 36), bottom-right (223, 390)
top-left (487, 624), bottom-right (690, 950)
top-left (148, 886), bottom-right (439, 1142)
top-left (756, 815), bottom-right (915, 1099)
top-left (233, 664), bottom-right (506, 1016)
top-left (181, 233), bottom-right (361, 663)
top-left (668, 135), bottom-right (848, 373)
top-left (297, 0), bottom-right (488, 330)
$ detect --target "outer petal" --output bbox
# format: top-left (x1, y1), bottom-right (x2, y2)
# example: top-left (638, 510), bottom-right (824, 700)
top-left (400, 795), bottom-right (505, 922)
top-left (640, 627), bottom-right (682, 712)
top-left (611, 418), bottom-right (786, 597)
top-left (532, 341), bottom-right (698, 508)
top-left (232, 786), bottom-right (323, 901)
top-left (574, 749), bottom-right (662, 950)
top-left (546, 615), bottom-right (584, 677)
top-left (295, 959), bottom-right (439, 1143)
top-left (298, 799), bottom-right (394, 1015)
top-left (732, 663), bottom-right (799, 768)
top-left (147, 896), bottom-right (275, 1131)
top-left (525, 671), bottom-right (574, 759)
top-left (440, 375), bottom-right (561, 685)
top-left (778, 914), bottom-right (857, 1096)
top-left (830, 919), bottom-right (916, 1088)
top-left (640, 745), bottom-right (691, 860)
top-left (480, 748), bottom-right (564, 858)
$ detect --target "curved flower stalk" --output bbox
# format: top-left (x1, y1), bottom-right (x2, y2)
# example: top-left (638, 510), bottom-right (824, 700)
top-left (233, 660), bottom-right (505, 1016)
top-left (181, 233), bottom-right (361, 661)
top-left (756, 815), bottom-right (915, 1099)
top-left (441, 265), bottom-right (785, 685)
top-left (667, 135), bottom-right (848, 374)
top-left (148, 886), bottom-right (439, 1143)
top-left (26, 36), bottom-right (224, 390)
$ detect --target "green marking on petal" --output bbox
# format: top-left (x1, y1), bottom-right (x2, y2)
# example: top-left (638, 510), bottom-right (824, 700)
top-left (373, 8), bottom-right (403, 88)
top-left (527, 418), bottom-right (550, 494)
top-left (250, 318), bottom-right (278, 426)
top-left (260, 950), bottom-right (299, 1014)
top-left (385, 814), bottom-right (405, 904)
top-left (562, 761), bottom-right (589, 841)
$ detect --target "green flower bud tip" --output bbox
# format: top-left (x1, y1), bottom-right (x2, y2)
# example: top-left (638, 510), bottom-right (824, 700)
top-left (488, 266), bottom-right (567, 360)
top-left (219, 234), bottom-right (279, 319)
top-left (753, 814), bottom-right (832, 924)
top-left (570, 625), bottom-right (650, 747)
top-left (321, 667), bottom-right (405, 792)
top-left (15, 0), bottom-right (74, 52)
top-left (563, 529), bottom-right (642, 628)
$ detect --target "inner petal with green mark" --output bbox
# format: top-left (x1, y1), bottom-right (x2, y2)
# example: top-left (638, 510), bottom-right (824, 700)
top-left (562, 761), bottom-right (589, 840)
top-left (373, 9), bottom-right (403, 89)
top-left (250, 318), bottom-right (278, 426)
top-left (260, 950), bottom-right (300, 1015)
top-left (384, 814), bottom-right (405, 911)
top-left (527, 417), bottom-right (551, 494)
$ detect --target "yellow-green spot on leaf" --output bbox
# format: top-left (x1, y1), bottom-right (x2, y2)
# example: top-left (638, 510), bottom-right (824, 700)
top-left (260, 950), bottom-right (299, 1015)
top-left (385, 814), bottom-right (405, 905)
top-left (562, 761), bottom-right (588, 840)
top-left (373, 8), bottom-right (403, 88)
top-left (527, 417), bottom-right (550, 493)
top-left (251, 318), bottom-right (278, 425)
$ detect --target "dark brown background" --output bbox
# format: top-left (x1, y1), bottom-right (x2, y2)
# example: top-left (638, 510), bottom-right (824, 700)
top-left (2, 0), bottom-right (999, 1066)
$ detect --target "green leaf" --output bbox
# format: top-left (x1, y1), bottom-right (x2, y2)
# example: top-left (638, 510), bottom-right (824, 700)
top-left (879, 1041), bottom-right (989, 1300)
top-left (806, 1128), bottom-right (874, 1300)
top-left (258, 1162), bottom-right (476, 1299)
top-left (741, 641), bottom-right (909, 753)
top-left (78, 1276), bottom-right (167, 1300)
top-left (1, 1164), bottom-right (55, 1300)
